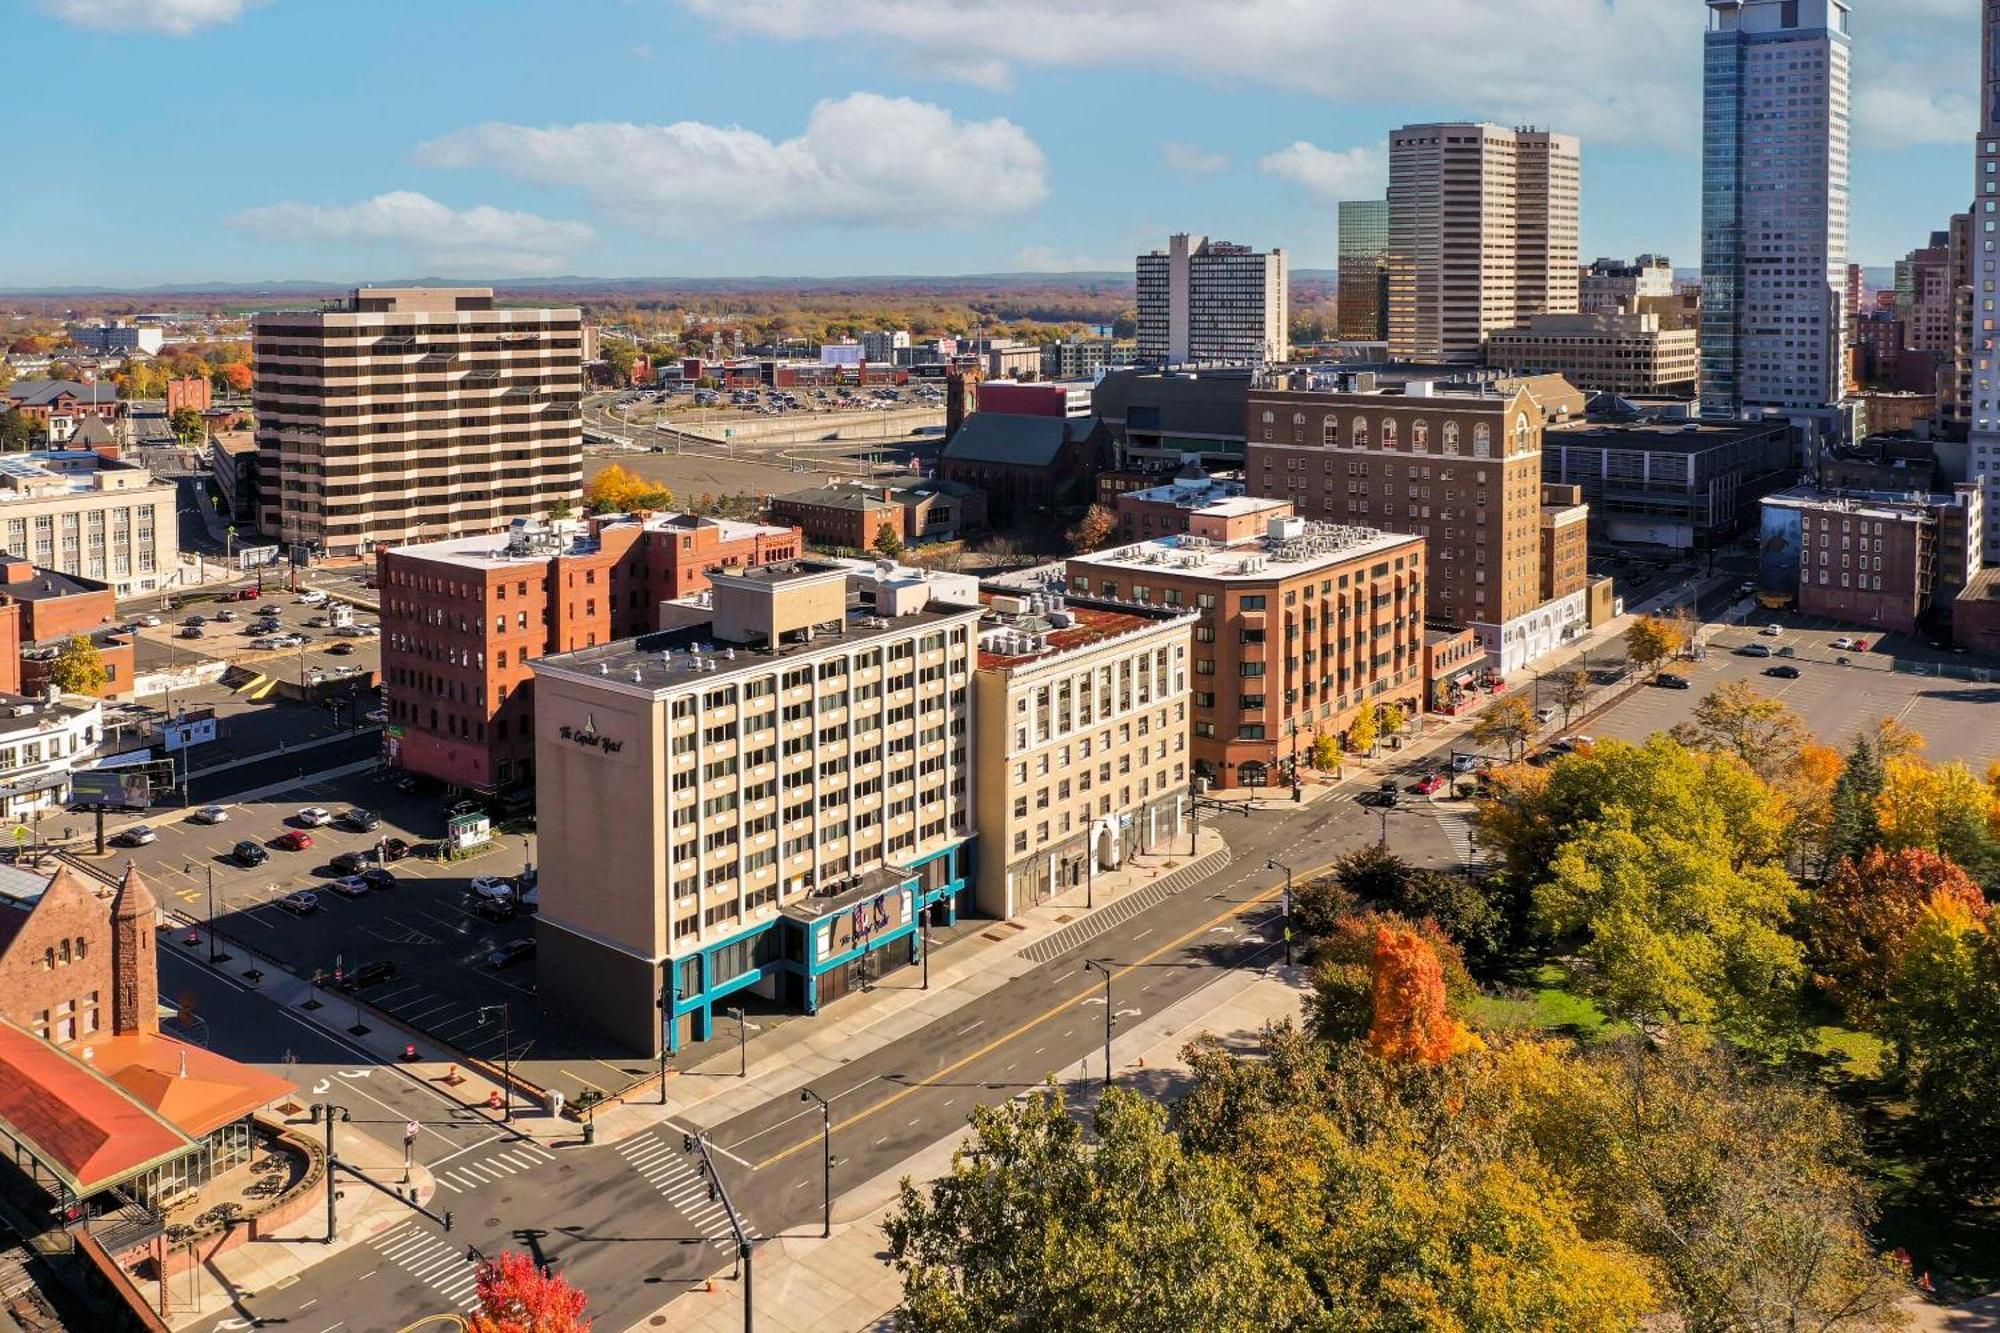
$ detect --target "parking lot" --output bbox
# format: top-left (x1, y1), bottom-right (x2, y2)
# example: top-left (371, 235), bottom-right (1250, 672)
top-left (119, 766), bottom-right (538, 1066)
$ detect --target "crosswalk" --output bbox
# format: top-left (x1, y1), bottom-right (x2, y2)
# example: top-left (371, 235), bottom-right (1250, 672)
top-left (370, 1223), bottom-right (480, 1310)
top-left (431, 1140), bottom-right (558, 1194)
top-left (1431, 810), bottom-right (1482, 870)
top-left (616, 1132), bottom-right (739, 1252)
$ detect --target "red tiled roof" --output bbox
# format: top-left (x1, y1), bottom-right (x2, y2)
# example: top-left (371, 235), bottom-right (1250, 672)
top-left (0, 1020), bottom-right (189, 1196)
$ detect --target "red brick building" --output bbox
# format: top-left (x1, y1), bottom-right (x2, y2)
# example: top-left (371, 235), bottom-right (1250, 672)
top-left (165, 377), bottom-right (212, 415)
top-left (379, 511), bottom-right (802, 791)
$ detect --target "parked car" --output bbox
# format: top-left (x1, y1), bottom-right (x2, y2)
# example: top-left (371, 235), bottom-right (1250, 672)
top-left (360, 868), bottom-right (398, 891)
top-left (215, 610), bottom-right (238, 622)
top-left (192, 805), bottom-right (230, 824)
top-left (487, 939), bottom-right (536, 969)
top-left (1830, 636), bottom-right (1856, 651)
top-left (1534, 706), bottom-right (1555, 724)
top-left (297, 807), bottom-right (334, 827)
top-left (1654, 673), bottom-right (1692, 690)
top-left (1412, 772), bottom-right (1448, 796)
top-left (349, 960), bottom-right (397, 988)
top-left (139, 615), bottom-right (161, 627)
top-left (236, 588), bottom-right (260, 601)
top-left (326, 875), bottom-right (372, 899)
top-left (1776, 645), bottom-right (1797, 658)
top-left (1450, 753), bottom-right (1481, 775)
top-left (1764, 664), bottom-right (1803, 679)
top-left (518, 884), bottom-right (538, 913)
top-left (178, 626), bottom-right (206, 639)
top-left (341, 808), bottom-right (380, 832)
top-left (1760, 623), bottom-right (1783, 637)
top-left (379, 837), bottom-right (411, 862)
top-left (327, 641), bottom-right (356, 656)
top-left (470, 876), bottom-right (515, 901)
top-left (1853, 640), bottom-right (1871, 652)
top-left (233, 839), bottom-right (270, 867)
top-left (366, 708), bottom-right (388, 724)
top-left (330, 849), bottom-right (373, 876)
top-left (277, 890), bottom-right (319, 915)
top-left (471, 897), bottom-right (517, 923)
top-left (273, 830), bottom-right (314, 852)
top-left (1737, 643), bottom-right (1773, 658)
top-left (118, 825), bottom-right (158, 847)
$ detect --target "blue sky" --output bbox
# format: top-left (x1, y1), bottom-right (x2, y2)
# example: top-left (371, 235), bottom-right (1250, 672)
top-left (1, 0), bottom-right (1984, 288)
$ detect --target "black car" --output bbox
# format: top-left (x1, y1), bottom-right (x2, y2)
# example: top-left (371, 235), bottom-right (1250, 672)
top-left (487, 939), bottom-right (535, 969)
top-left (232, 840), bottom-right (270, 867)
top-left (1763, 664), bottom-right (1802, 679)
top-left (341, 808), bottom-right (381, 832)
top-left (1654, 673), bottom-right (1692, 690)
top-left (333, 959), bottom-right (397, 991)
top-left (329, 849), bottom-right (372, 875)
top-left (327, 641), bottom-right (356, 656)
top-left (471, 897), bottom-right (517, 923)
top-left (380, 836), bottom-right (412, 862)
top-left (360, 868), bottom-right (398, 891)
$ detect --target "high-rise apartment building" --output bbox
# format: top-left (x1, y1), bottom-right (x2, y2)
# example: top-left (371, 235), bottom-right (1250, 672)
top-left (1699, 0), bottom-right (1851, 421)
top-left (1135, 234), bottom-right (1289, 366)
top-left (530, 561), bottom-right (978, 1055)
top-left (1965, 1), bottom-right (2000, 558)
top-left (1245, 374), bottom-right (1592, 672)
top-left (252, 288), bottom-right (584, 557)
top-left (1386, 123), bottom-right (1581, 362)
top-left (1337, 200), bottom-right (1390, 341)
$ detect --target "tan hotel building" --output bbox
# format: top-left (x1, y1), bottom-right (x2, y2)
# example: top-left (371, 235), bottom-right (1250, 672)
top-left (1245, 373), bottom-right (1591, 674)
top-left (531, 561), bottom-right (979, 1056)
top-left (972, 590), bottom-right (1194, 918)
top-left (1065, 515), bottom-right (1426, 791)
top-left (252, 288), bottom-right (583, 557)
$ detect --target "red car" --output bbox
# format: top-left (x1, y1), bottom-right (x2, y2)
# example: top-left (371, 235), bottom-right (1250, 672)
top-left (1412, 772), bottom-right (1448, 796)
top-left (273, 830), bottom-right (314, 851)
top-left (237, 588), bottom-right (260, 601)
top-left (1853, 640), bottom-right (1870, 652)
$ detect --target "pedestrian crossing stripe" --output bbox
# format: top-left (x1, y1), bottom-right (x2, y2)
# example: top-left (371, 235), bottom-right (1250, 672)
top-left (616, 1133), bottom-right (739, 1251)
top-left (432, 1140), bottom-right (557, 1193)
top-left (370, 1225), bottom-right (481, 1309)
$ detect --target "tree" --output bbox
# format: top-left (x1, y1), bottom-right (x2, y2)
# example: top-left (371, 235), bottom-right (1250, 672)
top-left (1471, 694), bottom-right (1538, 760)
top-left (1377, 701), bottom-right (1406, 737)
top-left (1878, 754), bottom-right (1999, 878)
top-left (1368, 925), bottom-right (1483, 1064)
top-left (1065, 503), bottom-right (1116, 553)
top-left (548, 495), bottom-right (574, 521)
top-left (582, 464), bottom-right (673, 515)
top-left (1332, 843), bottom-right (1411, 904)
top-left (1884, 897), bottom-right (2000, 1198)
top-left (601, 341), bottom-right (637, 387)
top-left (872, 521), bottom-right (905, 560)
top-left (168, 406), bottom-right (205, 444)
top-left (1685, 680), bottom-right (1810, 781)
top-left (1810, 847), bottom-right (1987, 1027)
top-left (50, 635), bottom-right (108, 696)
top-left (886, 1087), bottom-right (1306, 1333)
top-left (1549, 667), bottom-right (1592, 728)
top-left (1624, 614), bottom-right (1685, 675)
top-left (468, 1250), bottom-right (591, 1333)
top-left (1309, 731), bottom-right (1341, 772)
top-left (221, 361), bottom-right (253, 393)
top-left (1826, 733), bottom-right (1886, 867)
top-left (0, 409), bottom-right (39, 452)
top-left (1304, 909), bottom-right (1473, 1045)
top-left (1345, 702), bottom-right (1377, 756)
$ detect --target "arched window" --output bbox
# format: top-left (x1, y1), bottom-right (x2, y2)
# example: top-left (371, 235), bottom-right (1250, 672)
top-left (1323, 416), bottom-right (1340, 446)
top-left (1352, 416), bottom-right (1369, 447)
top-left (1515, 413), bottom-right (1532, 452)
top-left (1443, 422), bottom-right (1460, 454)
top-left (1411, 420), bottom-right (1429, 452)
top-left (1381, 418), bottom-right (1398, 448)
top-left (58, 940), bottom-right (70, 965)
top-left (1473, 422), bottom-right (1492, 457)
top-left (1261, 410), bottom-right (1275, 424)
top-left (44, 948), bottom-right (55, 971)
top-left (1292, 412), bottom-right (1306, 426)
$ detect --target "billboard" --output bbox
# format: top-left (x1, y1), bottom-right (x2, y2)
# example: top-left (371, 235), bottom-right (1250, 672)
top-left (70, 769), bottom-right (151, 811)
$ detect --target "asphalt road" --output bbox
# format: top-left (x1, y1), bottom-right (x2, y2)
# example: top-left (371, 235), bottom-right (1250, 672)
top-left (187, 779), bottom-right (1462, 1332)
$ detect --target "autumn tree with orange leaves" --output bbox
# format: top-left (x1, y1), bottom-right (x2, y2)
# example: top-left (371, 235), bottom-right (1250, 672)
top-left (1367, 925), bottom-right (1483, 1064)
top-left (1810, 847), bottom-right (1989, 1027)
top-left (468, 1251), bottom-right (591, 1333)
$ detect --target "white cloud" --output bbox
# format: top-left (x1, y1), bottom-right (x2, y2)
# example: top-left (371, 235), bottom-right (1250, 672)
top-left (1161, 142), bottom-right (1229, 176)
top-left (415, 93), bottom-right (1048, 230)
top-left (42, 0), bottom-right (261, 35)
top-left (677, 0), bottom-right (1696, 149)
top-left (1013, 246), bottom-right (1119, 272)
top-left (1259, 141), bottom-right (1383, 199)
top-left (227, 192), bottom-right (595, 276)
top-left (1855, 74), bottom-right (1974, 150)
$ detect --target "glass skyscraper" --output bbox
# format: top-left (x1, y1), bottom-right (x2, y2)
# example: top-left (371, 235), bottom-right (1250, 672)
top-left (1336, 199), bottom-right (1389, 342)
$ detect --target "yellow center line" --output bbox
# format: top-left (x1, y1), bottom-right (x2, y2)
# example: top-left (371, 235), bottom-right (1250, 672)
top-left (749, 860), bottom-right (1331, 1171)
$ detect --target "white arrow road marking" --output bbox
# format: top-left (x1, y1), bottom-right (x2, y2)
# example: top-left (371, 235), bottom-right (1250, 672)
top-left (1080, 997), bottom-right (1106, 1007)
top-left (312, 1080), bottom-right (330, 1095)
top-left (339, 1069), bottom-right (372, 1079)
top-left (1114, 1009), bottom-right (1142, 1020)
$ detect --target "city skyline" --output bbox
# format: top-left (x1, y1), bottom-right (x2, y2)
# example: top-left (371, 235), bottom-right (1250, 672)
top-left (2, 0), bottom-right (1989, 288)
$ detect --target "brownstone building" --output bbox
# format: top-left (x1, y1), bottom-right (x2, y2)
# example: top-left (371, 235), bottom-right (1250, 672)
top-left (380, 511), bottom-right (801, 792)
top-left (1764, 484), bottom-right (1985, 634)
top-left (768, 477), bottom-right (985, 549)
top-left (938, 413), bottom-right (1114, 525)
top-left (165, 377), bottom-right (212, 415)
top-left (1066, 516), bottom-right (1426, 789)
top-left (1245, 373), bottom-right (1590, 672)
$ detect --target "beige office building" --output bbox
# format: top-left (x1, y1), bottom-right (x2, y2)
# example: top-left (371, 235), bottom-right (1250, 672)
top-left (1485, 311), bottom-right (1700, 396)
top-left (0, 452), bottom-right (176, 596)
top-left (252, 287), bottom-right (583, 557)
top-left (972, 590), bottom-right (1194, 919)
top-left (530, 560), bottom-right (980, 1055)
top-left (1388, 123), bottom-right (1581, 362)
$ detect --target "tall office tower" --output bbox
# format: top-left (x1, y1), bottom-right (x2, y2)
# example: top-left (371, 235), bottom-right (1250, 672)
top-left (1385, 123), bottom-right (1582, 362)
top-left (1967, 1), bottom-right (2000, 557)
top-left (1699, 0), bottom-right (1851, 423)
top-left (1336, 200), bottom-right (1390, 340)
top-left (252, 287), bottom-right (583, 557)
top-left (1135, 234), bottom-right (1290, 366)
top-left (1944, 211), bottom-right (1973, 440)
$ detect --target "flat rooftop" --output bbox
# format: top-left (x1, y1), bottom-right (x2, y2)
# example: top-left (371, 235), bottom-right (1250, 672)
top-left (387, 526), bottom-right (596, 570)
top-left (1547, 418), bottom-right (1789, 452)
top-left (976, 593), bottom-right (1187, 671)
top-left (1072, 522), bottom-right (1418, 582)
top-left (1763, 486), bottom-right (1952, 523)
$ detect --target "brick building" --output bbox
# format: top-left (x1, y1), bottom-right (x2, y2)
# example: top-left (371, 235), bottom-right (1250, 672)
top-left (165, 378), bottom-right (212, 415)
top-left (1761, 484), bottom-right (1984, 633)
top-left (1065, 516), bottom-right (1426, 790)
top-left (379, 512), bottom-right (801, 792)
top-left (768, 478), bottom-right (986, 550)
top-left (0, 382), bottom-right (120, 444)
top-left (1112, 474), bottom-right (1291, 545)
top-left (938, 413), bottom-right (1114, 525)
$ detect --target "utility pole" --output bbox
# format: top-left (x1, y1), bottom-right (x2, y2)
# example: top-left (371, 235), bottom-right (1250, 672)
top-left (477, 1004), bottom-right (511, 1123)
top-left (1083, 958), bottom-right (1113, 1087)
top-left (1265, 859), bottom-right (1295, 967)
top-left (799, 1088), bottom-right (833, 1239)
top-left (657, 970), bottom-right (678, 1105)
top-left (728, 1005), bottom-right (747, 1078)
top-left (919, 901), bottom-right (931, 991)
top-left (309, 1103), bottom-right (352, 1242)
top-left (684, 1129), bottom-right (755, 1331)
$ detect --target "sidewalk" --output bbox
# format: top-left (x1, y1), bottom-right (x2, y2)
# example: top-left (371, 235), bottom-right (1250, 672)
top-left (632, 962), bottom-right (1309, 1333)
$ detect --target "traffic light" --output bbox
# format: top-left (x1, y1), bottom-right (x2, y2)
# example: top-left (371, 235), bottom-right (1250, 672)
top-left (442, 1211), bottom-right (454, 1233)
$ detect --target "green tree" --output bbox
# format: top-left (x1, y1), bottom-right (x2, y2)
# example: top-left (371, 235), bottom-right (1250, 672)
top-left (1884, 897), bottom-right (2000, 1198)
top-left (1549, 667), bottom-right (1592, 728)
top-left (872, 521), bottom-right (905, 560)
top-left (1377, 701), bottom-right (1406, 737)
top-left (601, 340), bottom-right (638, 387)
top-left (50, 634), bottom-right (108, 695)
top-left (886, 1087), bottom-right (1307, 1333)
top-left (548, 495), bottom-right (575, 521)
top-left (1826, 733), bottom-right (1886, 866)
top-left (168, 406), bottom-right (205, 444)
top-left (0, 409), bottom-right (39, 451)
top-left (1471, 694), bottom-right (1538, 760)
top-left (1684, 680), bottom-right (1810, 781)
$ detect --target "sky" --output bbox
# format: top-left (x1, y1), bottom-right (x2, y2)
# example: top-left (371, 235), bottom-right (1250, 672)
top-left (0, 0), bottom-right (1987, 288)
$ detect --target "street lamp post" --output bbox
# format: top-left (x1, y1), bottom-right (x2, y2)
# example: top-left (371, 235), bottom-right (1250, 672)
top-left (799, 1088), bottom-right (832, 1238)
top-left (1082, 958), bottom-right (1113, 1087)
top-left (919, 901), bottom-right (931, 992)
top-left (309, 1102), bottom-right (352, 1242)
top-left (657, 970), bottom-right (678, 1106)
top-left (1265, 858), bottom-right (1294, 967)
top-left (477, 1004), bottom-right (511, 1123)
top-left (727, 1005), bottom-right (747, 1079)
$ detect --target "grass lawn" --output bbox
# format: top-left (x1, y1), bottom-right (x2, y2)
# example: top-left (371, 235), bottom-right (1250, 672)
top-left (1471, 961), bottom-right (1624, 1041)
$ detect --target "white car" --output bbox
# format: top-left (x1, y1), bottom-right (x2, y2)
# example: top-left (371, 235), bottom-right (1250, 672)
top-left (469, 876), bottom-right (516, 901)
top-left (297, 590), bottom-right (329, 605)
top-left (119, 824), bottom-right (158, 847)
top-left (192, 805), bottom-right (230, 824)
top-left (297, 807), bottom-right (334, 828)
top-left (1760, 624), bottom-right (1784, 637)
top-left (139, 615), bottom-right (162, 628)
top-left (1830, 636), bottom-right (1856, 651)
